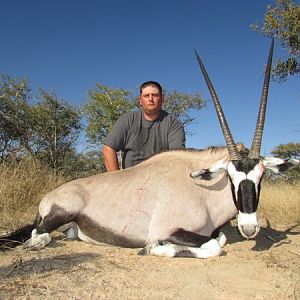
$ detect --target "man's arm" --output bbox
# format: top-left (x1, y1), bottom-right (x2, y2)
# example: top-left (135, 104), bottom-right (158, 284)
top-left (102, 145), bottom-right (120, 172)
top-left (168, 117), bottom-right (186, 149)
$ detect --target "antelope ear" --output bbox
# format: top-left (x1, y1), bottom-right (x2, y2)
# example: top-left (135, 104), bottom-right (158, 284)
top-left (190, 159), bottom-right (228, 181)
top-left (263, 157), bottom-right (299, 173)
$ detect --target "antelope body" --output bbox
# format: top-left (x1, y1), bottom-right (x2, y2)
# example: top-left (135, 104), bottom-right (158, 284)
top-left (1, 39), bottom-right (298, 258)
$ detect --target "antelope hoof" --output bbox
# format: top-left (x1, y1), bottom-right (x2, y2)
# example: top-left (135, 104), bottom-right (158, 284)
top-left (23, 229), bottom-right (52, 250)
top-left (216, 231), bottom-right (227, 248)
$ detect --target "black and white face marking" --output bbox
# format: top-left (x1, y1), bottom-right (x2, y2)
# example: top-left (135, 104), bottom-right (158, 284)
top-left (191, 156), bottom-right (299, 240)
top-left (227, 159), bottom-right (264, 239)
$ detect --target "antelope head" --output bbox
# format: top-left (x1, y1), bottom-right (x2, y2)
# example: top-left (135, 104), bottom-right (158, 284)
top-left (191, 39), bottom-right (298, 239)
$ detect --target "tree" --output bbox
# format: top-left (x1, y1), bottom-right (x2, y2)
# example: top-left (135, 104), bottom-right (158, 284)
top-left (62, 150), bottom-right (105, 179)
top-left (83, 84), bottom-right (136, 145)
top-left (271, 141), bottom-right (300, 159)
top-left (0, 75), bottom-right (81, 172)
top-left (163, 90), bottom-right (205, 134)
top-left (270, 142), bottom-right (300, 182)
top-left (31, 89), bottom-right (82, 173)
top-left (83, 84), bottom-right (206, 147)
top-left (0, 75), bottom-right (34, 162)
top-left (251, 0), bottom-right (300, 82)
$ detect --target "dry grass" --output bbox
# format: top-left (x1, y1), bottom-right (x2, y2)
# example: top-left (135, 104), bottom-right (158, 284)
top-left (0, 159), bottom-right (67, 232)
top-left (259, 181), bottom-right (300, 227)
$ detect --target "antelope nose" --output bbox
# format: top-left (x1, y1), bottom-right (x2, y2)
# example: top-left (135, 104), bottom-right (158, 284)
top-left (241, 225), bottom-right (258, 238)
top-left (237, 212), bottom-right (260, 239)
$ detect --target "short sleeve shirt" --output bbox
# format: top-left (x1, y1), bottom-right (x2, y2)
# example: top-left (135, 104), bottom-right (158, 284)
top-left (104, 109), bottom-right (185, 168)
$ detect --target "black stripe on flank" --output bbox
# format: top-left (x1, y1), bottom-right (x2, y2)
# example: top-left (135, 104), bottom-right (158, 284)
top-left (36, 204), bottom-right (144, 248)
top-left (76, 214), bottom-right (144, 248)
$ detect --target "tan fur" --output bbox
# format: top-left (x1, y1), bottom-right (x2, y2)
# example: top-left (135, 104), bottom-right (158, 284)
top-left (40, 147), bottom-right (238, 247)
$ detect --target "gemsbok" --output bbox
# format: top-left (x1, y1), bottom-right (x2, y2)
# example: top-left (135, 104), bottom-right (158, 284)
top-left (1, 39), bottom-right (298, 258)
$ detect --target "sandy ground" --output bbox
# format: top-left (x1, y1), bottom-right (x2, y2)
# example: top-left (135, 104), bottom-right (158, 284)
top-left (0, 222), bottom-right (299, 300)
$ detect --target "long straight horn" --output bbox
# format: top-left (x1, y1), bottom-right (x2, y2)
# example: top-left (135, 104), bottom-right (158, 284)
top-left (194, 50), bottom-right (241, 161)
top-left (249, 38), bottom-right (274, 159)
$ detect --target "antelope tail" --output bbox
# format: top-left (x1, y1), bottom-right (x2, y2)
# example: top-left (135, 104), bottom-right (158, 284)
top-left (0, 215), bottom-right (39, 250)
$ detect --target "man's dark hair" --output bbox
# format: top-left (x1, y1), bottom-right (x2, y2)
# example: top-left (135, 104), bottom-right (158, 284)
top-left (139, 81), bottom-right (163, 95)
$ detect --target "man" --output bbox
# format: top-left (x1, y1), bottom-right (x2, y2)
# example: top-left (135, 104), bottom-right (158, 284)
top-left (102, 81), bottom-right (185, 171)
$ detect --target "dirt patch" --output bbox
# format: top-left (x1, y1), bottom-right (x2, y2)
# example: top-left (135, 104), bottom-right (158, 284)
top-left (0, 223), bottom-right (299, 300)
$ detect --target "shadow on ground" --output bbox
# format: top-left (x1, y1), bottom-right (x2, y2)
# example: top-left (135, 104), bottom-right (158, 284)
top-left (221, 221), bottom-right (300, 251)
top-left (0, 252), bottom-right (100, 278)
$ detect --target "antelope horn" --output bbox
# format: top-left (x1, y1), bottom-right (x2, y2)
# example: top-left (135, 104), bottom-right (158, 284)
top-left (249, 38), bottom-right (274, 159)
top-left (194, 50), bottom-right (241, 161)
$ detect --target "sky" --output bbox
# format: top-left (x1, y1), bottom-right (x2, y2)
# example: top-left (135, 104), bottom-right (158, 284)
top-left (0, 0), bottom-right (299, 156)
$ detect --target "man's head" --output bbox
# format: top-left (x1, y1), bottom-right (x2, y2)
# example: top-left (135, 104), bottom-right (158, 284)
top-left (139, 81), bottom-right (163, 95)
top-left (139, 81), bottom-right (164, 120)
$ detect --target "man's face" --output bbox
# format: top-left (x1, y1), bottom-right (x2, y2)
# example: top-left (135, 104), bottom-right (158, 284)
top-left (139, 85), bottom-right (164, 116)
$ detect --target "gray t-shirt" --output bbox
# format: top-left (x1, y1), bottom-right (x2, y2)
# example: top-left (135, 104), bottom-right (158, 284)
top-left (104, 109), bottom-right (185, 168)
